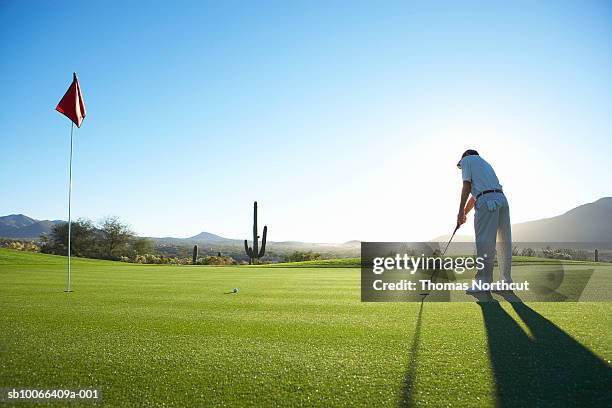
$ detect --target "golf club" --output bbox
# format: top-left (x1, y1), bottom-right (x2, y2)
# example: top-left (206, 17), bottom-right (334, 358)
top-left (441, 225), bottom-right (459, 258)
top-left (420, 225), bottom-right (460, 297)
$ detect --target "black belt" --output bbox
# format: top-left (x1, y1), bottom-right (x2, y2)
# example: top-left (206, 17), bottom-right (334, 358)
top-left (476, 189), bottom-right (503, 199)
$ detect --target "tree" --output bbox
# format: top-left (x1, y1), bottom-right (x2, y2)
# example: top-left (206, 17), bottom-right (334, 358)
top-left (131, 237), bottom-right (154, 256)
top-left (99, 216), bottom-right (134, 259)
top-left (40, 216), bottom-right (158, 262)
top-left (43, 219), bottom-right (98, 257)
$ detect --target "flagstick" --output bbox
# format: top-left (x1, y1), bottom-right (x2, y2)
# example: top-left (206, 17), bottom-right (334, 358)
top-left (65, 122), bottom-right (74, 293)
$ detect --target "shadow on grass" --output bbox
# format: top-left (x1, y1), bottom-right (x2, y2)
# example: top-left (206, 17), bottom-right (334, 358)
top-left (479, 298), bottom-right (612, 407)
top-left (399, 300), bottom-right (424, 407)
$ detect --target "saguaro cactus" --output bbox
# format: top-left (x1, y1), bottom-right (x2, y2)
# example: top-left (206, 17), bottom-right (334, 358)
top-left (192, 244), bottom-right (198, 265)
top-left (244, 201), bottom-right (267, 265)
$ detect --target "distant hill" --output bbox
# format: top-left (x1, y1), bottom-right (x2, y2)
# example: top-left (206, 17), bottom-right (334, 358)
top-left (512, 197), bottom-right (612, 242)
top-left (0, 215), bottom-right (63, 239)
top-left (188, 231), bottom-right (235, 242)
top-left (432, 197), bottom-right (612, 243)
top-left (0, 214), bottom-right (37, 228)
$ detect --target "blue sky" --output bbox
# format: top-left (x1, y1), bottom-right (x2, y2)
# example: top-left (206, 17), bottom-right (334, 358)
top-left (1, 0), bottom-right (611, 242)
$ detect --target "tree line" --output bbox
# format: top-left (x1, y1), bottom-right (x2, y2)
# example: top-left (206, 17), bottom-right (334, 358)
top-left (41, 216), bottom-right (153, 261)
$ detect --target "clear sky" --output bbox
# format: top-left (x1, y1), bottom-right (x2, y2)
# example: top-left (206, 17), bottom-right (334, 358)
top-left (1, 0), bottom-right (611, 242)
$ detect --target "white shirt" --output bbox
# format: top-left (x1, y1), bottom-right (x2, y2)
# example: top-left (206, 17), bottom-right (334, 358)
top-left (460, 155), bottom-right (503, 197)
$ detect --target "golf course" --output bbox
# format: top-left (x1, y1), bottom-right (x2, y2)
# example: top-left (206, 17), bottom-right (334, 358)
top-left (1, 248), bottom-right (611, 407)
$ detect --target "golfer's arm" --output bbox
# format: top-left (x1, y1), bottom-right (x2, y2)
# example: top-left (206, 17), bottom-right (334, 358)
top-left (459, 181), bottom-right (471, 213)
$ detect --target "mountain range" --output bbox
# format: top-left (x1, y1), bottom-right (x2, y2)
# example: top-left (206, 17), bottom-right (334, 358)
top-left (0, 215), bottom-right (63, 239)
top-left (2, 197), bottom-right (611, 245)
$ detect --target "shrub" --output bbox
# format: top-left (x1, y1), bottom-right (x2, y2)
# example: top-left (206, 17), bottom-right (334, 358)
top-left (520, 248), bottom-right (536, 257)
top-left (1, 239), bottom-right (41, 252)
top-left (198, 256), bottom-right (236, 265)
top-left (283, 251), bottom-right (322, 262)
top-left (541, 246), bottom-right (588, 261)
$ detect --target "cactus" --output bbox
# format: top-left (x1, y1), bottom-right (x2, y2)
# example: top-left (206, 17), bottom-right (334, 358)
top-left (192, 244), bottom-right (198, 265)
top-left (244, 201), bottom-right (267, 264)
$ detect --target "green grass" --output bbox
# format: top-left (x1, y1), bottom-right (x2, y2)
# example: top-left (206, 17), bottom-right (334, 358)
top-left (264, 257), bottom-right (361, 267)
top-left (1, 249), bottom-right (611, 407)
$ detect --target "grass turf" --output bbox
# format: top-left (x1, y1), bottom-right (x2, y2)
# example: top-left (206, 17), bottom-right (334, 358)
top-left (0, 249), bottom-right (611, 407)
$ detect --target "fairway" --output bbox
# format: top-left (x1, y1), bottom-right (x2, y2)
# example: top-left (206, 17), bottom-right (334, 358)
top-left (1, 249), bottom-right (611, 407)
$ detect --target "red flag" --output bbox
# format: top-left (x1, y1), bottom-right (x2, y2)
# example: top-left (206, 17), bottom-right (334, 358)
top-left (56, 72), bottom-right (86, 127)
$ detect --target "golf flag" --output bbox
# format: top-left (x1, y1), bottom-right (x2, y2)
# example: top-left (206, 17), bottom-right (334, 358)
top-left (56, 72), bottom-right (86, 293)
top-left (56, 73), bottom-right (86, 127)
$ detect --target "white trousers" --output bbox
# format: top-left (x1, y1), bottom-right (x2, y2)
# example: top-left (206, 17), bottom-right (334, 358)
top-left (474, 192), bottom-right (512, 286)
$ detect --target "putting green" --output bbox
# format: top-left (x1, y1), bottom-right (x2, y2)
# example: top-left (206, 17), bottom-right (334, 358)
top-left (1, 249), bottom-right (610, 407)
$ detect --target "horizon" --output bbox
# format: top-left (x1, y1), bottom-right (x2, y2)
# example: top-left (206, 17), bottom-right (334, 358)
top-left (2, 1), bottom-right (611, 241)
top-left (2, 195), bottom-right (610, 242)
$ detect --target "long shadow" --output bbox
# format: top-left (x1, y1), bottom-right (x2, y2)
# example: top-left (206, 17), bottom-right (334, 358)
top-left (399, 300), bottom-right (424, 407)
top-left (480, 298), bottom-right (612, 407)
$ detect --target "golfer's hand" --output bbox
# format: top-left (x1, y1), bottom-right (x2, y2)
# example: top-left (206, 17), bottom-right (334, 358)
top-left (456, 212), bottom-right (467, 229)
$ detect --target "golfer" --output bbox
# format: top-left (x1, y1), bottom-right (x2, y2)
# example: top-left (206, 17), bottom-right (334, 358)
top-left (456, 150), bottom-right (512, 292)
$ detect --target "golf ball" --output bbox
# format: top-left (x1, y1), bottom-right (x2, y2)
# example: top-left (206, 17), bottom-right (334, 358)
top-left (233, 288), bottom-right (238, 293)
